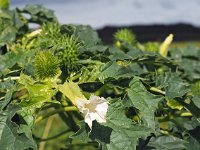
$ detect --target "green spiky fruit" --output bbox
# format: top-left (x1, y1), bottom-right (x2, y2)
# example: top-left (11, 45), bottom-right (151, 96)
top-left (54, 35), bottom-right (81, 72)
top-left (41, 22), bottom-right (61, 38)
top-left (114, 28), bottom-right (136, 46)
top-left (32, 22), bottom-right (81, 74)
top-left (143, 42), bottom-right (160, 52)
top-left (35, 22), bottom-right (61, 49)
top-left (34, 51), bottom-right (60, 80)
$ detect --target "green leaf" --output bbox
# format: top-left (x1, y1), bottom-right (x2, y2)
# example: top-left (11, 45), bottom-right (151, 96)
top-left (0, 79), bottom-right (15, 110)
top-left (147, 135), bottom-right (187, 150)
top-left (62, 25), bottom-right (101, 48)
top-left (109, 48), bottom-right (133, 60)
top-left (0, 26), bottom-right (16, 46)
top-left (106, 98), bottom-right (133, 127)
top-left (19, 73), bottom-right (57, 115)
top-left (127, 48), bottom-right (157, 59)
top-left (191, 81), bottom-right (200, 97)
top-left (98, 99), bottom-right (152, 150)
top-left (0, 9), bottom-right (28, 46)
top-left (0, 83), bottom-right (15, 110)
top-left (0, 105), bottom-right (37, 150)
top-left (170, 46), bottom-right (200, 81)
top-left (191, 96), bottom-right (200, 109)
top-left (71, 121), bottom-right (91, 143)
top-left (127, 78), bottom-right (162, 129)
top-left (155, 73), bottom-right (190, 99)
top-left (0, 78), bottom-right (14, 89)
top-left (184, 136), bottom-right (200, 150)
top-left (104, 125), bottom-right (151, 150)
top-left (59, 81), bottom-right (86, 104)
top-left (0, 48), bottom-right (36, 77)
top-left (73, 25), bottom-right (101, 47)
top-left (22, 4), bottom-right (57, 24)
top-left (98, 61), bottom-right (143, 82)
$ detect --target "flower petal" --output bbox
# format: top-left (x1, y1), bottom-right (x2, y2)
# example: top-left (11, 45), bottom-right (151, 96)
top-left (75, 95), bottom-right (109, 129)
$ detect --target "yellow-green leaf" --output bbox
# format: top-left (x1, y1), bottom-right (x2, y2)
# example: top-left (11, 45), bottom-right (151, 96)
top-left (59, 81), bottom-right (86, 104)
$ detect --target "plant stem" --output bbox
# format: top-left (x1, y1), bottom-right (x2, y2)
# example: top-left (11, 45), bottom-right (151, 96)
top-left (38, 116), bottom-right (54, 150)
top-left (149, 87), bottom-right (165, 95)
top-left (0, 97), bottom-right (5, 100)
top-left (35, 106), bottom-right (78, 124)
top-left (1, 76), bottom-right (20, 81)
top-left (39, 129), bottom-right (72, 142)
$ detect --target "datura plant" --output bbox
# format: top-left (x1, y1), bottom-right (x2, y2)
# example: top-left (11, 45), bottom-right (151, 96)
top-left (1, 2), bottom-right (200, 150)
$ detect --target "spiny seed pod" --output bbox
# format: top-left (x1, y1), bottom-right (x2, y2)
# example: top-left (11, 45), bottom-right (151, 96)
top-left (34, 51), bottom-right (60, 80)
top-left (41, 22), bottom-right (61, 38)
top-left (114, 28), bottom-right (136, 46)
top-left (55, 35), bottom-right (81, 72)
top-left (143, 42), bottom-right (160, 52)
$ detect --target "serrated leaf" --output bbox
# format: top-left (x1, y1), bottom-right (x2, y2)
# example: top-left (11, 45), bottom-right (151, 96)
top-left (127, 78), bottom-right (162, 129)
top-left (0, 105), bottom-right (37, 150)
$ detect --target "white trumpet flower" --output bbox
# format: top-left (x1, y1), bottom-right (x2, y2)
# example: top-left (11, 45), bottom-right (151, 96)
top-left (59, 81), bottom-right (109, 129)
top-left (75, 95), bottom-right (109, 129)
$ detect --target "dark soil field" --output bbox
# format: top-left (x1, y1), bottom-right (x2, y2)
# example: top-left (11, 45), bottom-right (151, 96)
top-left (97, 23), bottom-right (200, 43)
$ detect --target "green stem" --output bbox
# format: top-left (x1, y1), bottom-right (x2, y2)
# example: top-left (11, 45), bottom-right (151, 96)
top-left (39, 116), bottom-right (54, 150)
top-left (39, 129), bottom-right (72, 142)
top-left (35, 106), bottom-right (78, 123)
top-left (0, 97), bottom-right (5, 100)
top-left (149, 87), bottom-right (165, 95)
top-left (1, 76), bottom-right (20, 81)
